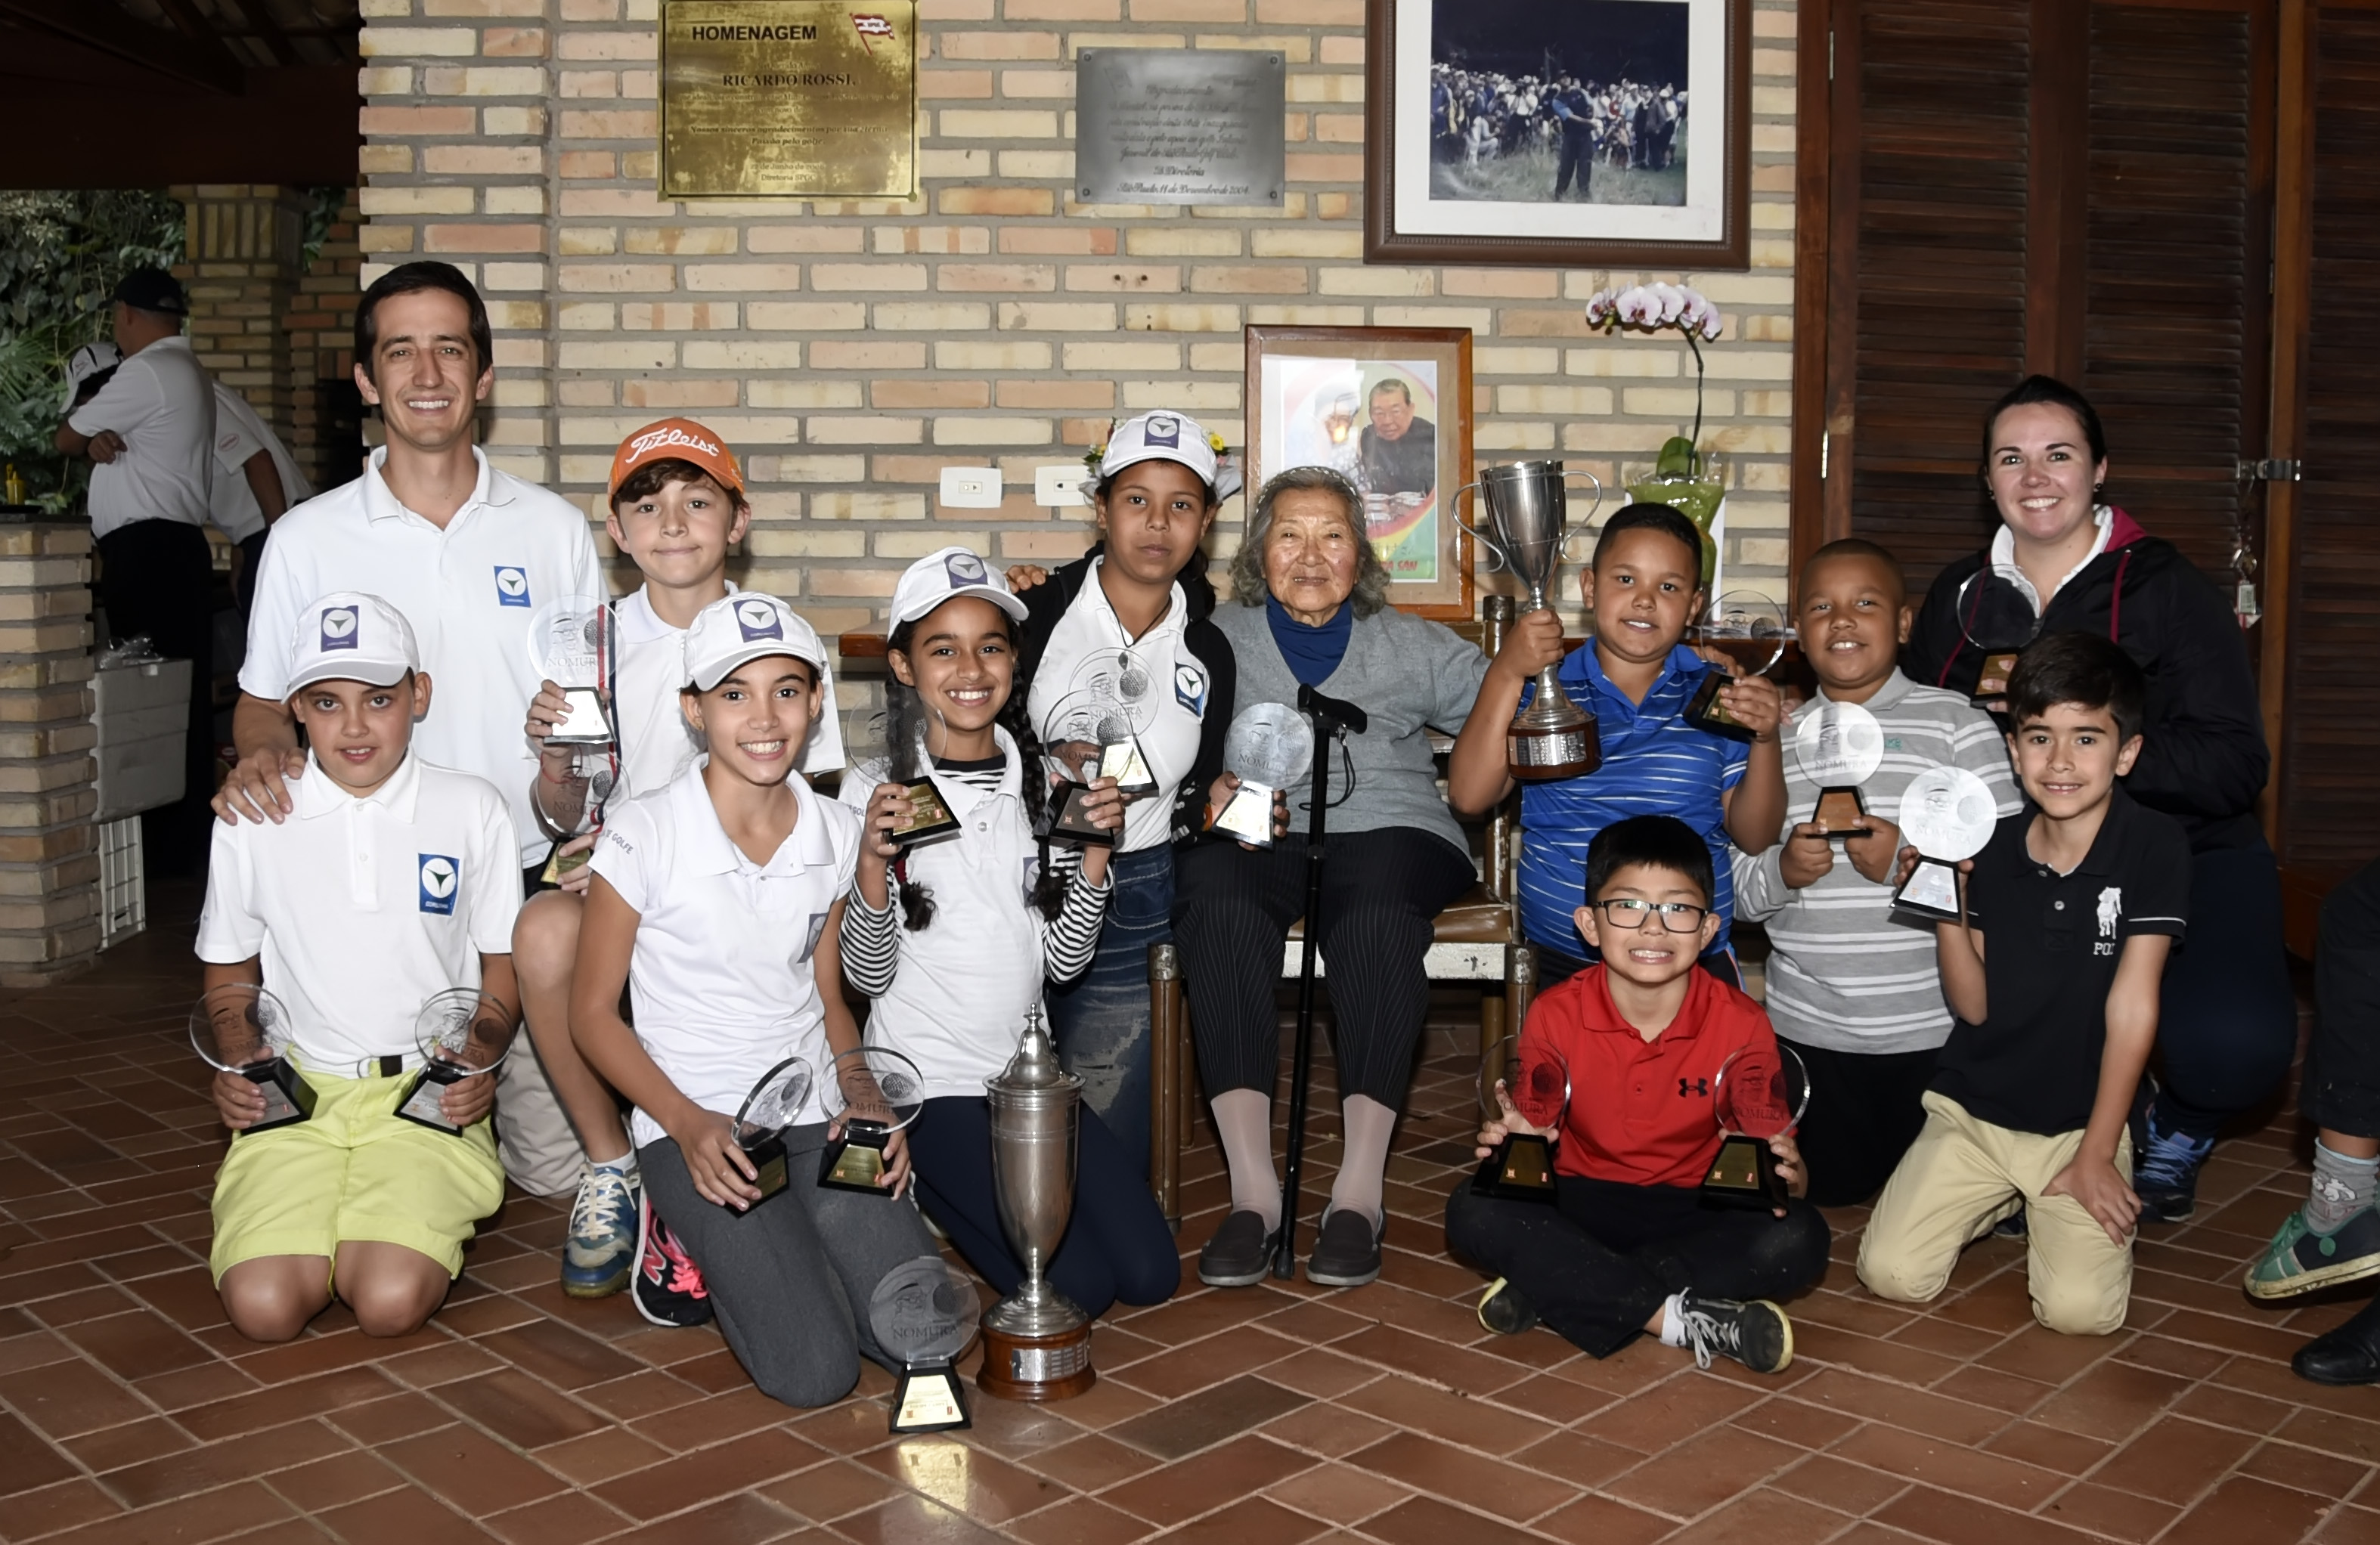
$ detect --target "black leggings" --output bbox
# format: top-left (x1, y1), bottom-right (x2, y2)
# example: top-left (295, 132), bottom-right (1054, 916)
top-left (1173, 827), bottom-right (1475, 1109)
top-left (2305, 857), bottom-right (2380, 1137)
top-left (906, 1096), bottom-right (1179, 1321)
top-left (1781, 1039), bottom-right (1937, 1208)
top-left (2152, 843), bottom-right (2298, 1138)
top-left (1445, 1175), bottom-right (1832, 1358)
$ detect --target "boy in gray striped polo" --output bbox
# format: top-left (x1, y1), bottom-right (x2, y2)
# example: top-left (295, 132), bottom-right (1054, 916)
top-left (1731, 541), bottom-right (2020, 1205)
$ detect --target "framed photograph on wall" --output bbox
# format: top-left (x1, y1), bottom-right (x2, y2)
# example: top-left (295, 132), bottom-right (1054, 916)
top-left (1245, 325), bottom-right (1475, 621)
top-left (1363, 0), bottom-right (1750, 268)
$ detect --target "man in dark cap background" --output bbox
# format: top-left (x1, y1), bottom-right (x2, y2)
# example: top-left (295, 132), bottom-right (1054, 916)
top-left (55, 266), bottom-right (219, 870)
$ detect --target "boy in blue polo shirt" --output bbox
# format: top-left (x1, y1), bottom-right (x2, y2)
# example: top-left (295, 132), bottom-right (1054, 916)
top-left (1450, 503), bottom-right (1787, 985)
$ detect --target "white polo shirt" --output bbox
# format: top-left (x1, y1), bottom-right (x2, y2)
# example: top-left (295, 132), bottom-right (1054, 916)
top-left (1024, 560), bottom-right (1208, 853)
top-left (208, 383), bottom-right (313, 545)
top-left (241, 447), bottom-right (603, 867)
top-left (591, 760), bottom-right (862, 1147)
top-left (67, 334), bottom-right (215, 539)
top-left (195, 752), bottom-right (521, 1070)
top-left (610, 584), bottom-right (721, 801)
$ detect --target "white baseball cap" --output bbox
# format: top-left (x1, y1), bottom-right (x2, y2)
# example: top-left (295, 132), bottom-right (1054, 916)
top-left (285, 593), bottom-right (420, 695)
top-left (61, 342), bottom-right (121, 413)
top-left (890, 546), bottom-right (1027, 630)
top-left (1098, 410), bottom-right (1218, 487)
top-left (683, 593), bottom-right (846, 773)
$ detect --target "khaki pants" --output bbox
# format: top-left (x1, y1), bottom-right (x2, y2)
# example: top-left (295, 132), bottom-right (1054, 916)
top-left (1856, 1091), bottom-right (2134, 1336)
top-left (494, 1032), bottom-right (588, 1200)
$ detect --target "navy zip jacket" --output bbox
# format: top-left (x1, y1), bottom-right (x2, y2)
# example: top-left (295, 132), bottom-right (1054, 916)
top-left (1903, 508), bottom-right (2270, 855)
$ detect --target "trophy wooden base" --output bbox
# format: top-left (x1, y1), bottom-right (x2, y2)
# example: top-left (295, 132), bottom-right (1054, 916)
top-left (1702, 1134), bottom-right (1787, 1210)
top-left (1684, 672), bottom-right (1756, 743)
top-left (977, 1321), bottom-right (1095, 1402)
top-left (1470, 1132), bottom-right (1559, 1203)
top-left (1811, 785), bottom-right (1867, 838)
top-left (1508, 721), bottom-right (1598, 782)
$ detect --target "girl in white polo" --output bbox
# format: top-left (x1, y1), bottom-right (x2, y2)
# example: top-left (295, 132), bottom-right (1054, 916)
top-left (838, 549), bottom-right (1182, 1322)
top-left (566, 593), bottom-right (943, 1408)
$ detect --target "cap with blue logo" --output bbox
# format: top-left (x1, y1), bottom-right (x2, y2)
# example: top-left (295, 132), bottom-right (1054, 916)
top-left (889, 545), bottom-right (1027, 630)
top-left (1097, 410), bottom-right (1219, 488)
top-left (285, 592), bottom-right (420, 695)
top-left (683, 592), bottom-right (845, 772)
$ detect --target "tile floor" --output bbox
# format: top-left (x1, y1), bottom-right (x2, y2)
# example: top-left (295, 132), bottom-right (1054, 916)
top-left (2, 884), bottom-right (2374, 1544)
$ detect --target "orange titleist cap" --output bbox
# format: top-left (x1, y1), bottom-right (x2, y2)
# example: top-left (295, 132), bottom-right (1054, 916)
top-left (608, 418), bottom-right (744, 499)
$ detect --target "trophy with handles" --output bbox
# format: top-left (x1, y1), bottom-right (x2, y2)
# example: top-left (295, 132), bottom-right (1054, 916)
top-left (978, 1007), bottom-right (1095, 1400)
top-left (1450, 460), bottom-right (1604, 782)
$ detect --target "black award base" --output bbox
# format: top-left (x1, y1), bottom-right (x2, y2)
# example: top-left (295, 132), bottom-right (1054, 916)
top-left (1684, 673), bottom-right (1756, 743)
top-left (1702, 1134), bottom-right (1787, 1210)
top-left (892, 780), bottom-right (962, 849)
top-left (742, 1131), bottom-right (790, 1206)
top-left (1892, 856), bottom-right (1965, 922)
top-left (1096, 738), bottom-right (1157, 797)
top-left (239, 1058), bottom-right (317, 1135)
top-left (820, 1119), bottom-right (893, 1195)
top-left (1209, 782), bottom-right (1278, 848)
top-left (393, 1064), bottom-right (467, 1135)
top-left (891, 1361), bottom-right (971, 1432)
top-left (1046, 782), bottom-right (1115, 849)
top-left (1470, 1132), bottom-right (1559, 1203)
top-left (1969, 649), bottom-right (2021, 714)
top-left (1811, 785), bottom-right (1867, 839)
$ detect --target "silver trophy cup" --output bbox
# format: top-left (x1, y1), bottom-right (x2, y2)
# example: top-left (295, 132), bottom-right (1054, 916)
top-left (979, 1006), bottom-right (1094, 1399)
top-left (1451, 460), bottom-right (1604, 781)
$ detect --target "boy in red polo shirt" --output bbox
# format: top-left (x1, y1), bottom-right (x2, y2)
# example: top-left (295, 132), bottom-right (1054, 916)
top-left (1445, 816), bottom-right (1831, 1372)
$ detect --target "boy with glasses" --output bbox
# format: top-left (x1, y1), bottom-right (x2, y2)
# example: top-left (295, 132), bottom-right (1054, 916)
top-left (1444, 816), bottom-right (1830, 1373)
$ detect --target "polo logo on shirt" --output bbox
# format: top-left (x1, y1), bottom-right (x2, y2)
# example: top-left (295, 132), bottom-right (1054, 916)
top-left (1144, 414), bottom-right (1180, 447)
top-left (319, 605), bottom-right (358, 652)
top-left (1885, 736), bottom-right (1904, 751)
top-left (2095, 886), bottom-right (2122, 954)
top-left (418, 854), bottom-right (460, 915)
top-left (493, 566), bottom-right (531, 607)
top-left (735, 598), bottom-right (784, 642)
top-left (1173, 661), bottom-right (1207, 716)
top-left (800, 910), bottom-right (829, 961)
top-left (944, 551), bottom-right (987, 587)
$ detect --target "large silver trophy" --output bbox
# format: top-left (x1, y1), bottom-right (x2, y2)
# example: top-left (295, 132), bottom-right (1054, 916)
top-left (1451, 460), bottom-right (1604, 782)
top-left (978, 1006), bottom-right (1094, 1401)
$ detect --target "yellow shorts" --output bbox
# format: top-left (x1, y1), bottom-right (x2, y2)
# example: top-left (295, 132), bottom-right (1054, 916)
top-left (209, 1060), bottom-right (506, 1284)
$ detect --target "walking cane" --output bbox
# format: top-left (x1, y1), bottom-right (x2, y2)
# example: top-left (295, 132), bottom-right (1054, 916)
top-left (1271, 683), bottom-right (1369, 1280)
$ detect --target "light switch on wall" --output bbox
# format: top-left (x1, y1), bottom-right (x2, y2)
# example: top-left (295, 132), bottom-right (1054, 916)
top-left (938, 467), bottom-right (1003, 507)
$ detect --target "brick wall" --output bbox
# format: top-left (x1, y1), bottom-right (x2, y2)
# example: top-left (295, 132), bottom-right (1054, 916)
top-left (356, 0), bottom-right (1799, 738)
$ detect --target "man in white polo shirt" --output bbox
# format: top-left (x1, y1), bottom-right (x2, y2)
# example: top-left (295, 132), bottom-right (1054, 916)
top-left (215, 262), bottom-right (607, 1241)
top-left (57, 267), bottom-right (218, 870)
top-left (209, 379), bottom-right (312, 621)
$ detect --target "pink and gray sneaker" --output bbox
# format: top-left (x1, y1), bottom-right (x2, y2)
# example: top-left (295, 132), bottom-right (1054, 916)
top-left (632, 1193), bottom-right (713, 1328)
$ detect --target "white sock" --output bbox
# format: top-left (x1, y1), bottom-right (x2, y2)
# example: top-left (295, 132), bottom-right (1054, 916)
top-left (593, 1152), bottom-right (637, 1178)
top-left (1327, 1095), bottom-right (1397, 1227)
top-left (1657, 1293), bottom-right (1689, 1347)
top-left (1212, 1089), bottom-right (1281, 1230)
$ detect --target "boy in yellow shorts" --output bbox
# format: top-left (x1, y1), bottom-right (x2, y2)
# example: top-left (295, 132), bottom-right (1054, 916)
top-left (199, 592), bottom-right (524, 1341)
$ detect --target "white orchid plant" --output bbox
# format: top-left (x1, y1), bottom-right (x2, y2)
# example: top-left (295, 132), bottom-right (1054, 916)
top-left (1585, 282), bottom-right (1725, 478)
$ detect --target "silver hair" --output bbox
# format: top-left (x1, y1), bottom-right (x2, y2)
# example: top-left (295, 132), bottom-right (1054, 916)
top-left (1229, 466), bottom-right (1393, 618)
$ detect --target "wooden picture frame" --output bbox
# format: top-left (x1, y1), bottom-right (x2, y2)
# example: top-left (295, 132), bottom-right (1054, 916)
top-left (1244, 325), bottom-right (1476, 621)
top-left (1363, 0), bottom-right (1751, 269)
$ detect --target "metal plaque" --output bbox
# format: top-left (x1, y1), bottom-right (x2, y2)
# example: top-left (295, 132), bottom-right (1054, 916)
top-left (1075, 48), bottom-right (1285, 206)
top-left (660, 0), bottom-right (916, 200)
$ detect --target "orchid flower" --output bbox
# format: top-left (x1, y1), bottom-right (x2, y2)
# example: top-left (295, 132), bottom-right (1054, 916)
top-left (1583, 282), bottom-right (1728, 466)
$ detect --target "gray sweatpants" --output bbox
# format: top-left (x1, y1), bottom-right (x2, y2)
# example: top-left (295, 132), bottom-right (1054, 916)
top-left (640, 1122), bottom-right (940, 1408)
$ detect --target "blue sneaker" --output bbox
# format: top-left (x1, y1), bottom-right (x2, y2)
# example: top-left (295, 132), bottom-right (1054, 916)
top-left (561, 1163), bottom-right (640, 1299)
top-left (2133, 1107), bottom-right (2216, 1225)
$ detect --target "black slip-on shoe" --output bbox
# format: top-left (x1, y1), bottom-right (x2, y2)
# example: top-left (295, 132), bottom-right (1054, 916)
top-left (1197, 1209), bottom-right (1275, 1288)
top-left (1305, 1206), bottom-right (1384, 1289)
top-left (2294, 1299), bottom-right (2380, 1386)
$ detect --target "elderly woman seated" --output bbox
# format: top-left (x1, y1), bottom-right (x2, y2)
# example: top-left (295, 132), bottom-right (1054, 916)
top-left (1179, 466), bottom-right (1492, 1292)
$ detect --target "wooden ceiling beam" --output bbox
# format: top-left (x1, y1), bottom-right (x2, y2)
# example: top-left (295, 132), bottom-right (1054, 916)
top-left (0, 0), bottom-right (242, 93)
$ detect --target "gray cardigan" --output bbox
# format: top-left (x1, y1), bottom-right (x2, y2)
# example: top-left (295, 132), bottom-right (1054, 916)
top-left (1213, 600), bottom-right (1490, 854)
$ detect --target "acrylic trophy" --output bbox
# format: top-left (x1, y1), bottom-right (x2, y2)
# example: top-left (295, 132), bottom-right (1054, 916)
top-left (819, 1045), bottom-right (925, 1195)
top-left (189, 983), bottom-right (315, 1135)
top-left (1040, 677), bottom-right (1152, 850)
top-left (1685, 590), bottom-right (1790, 742)
top-left (527, 597), bottom-right (614, 748)
top-left (1209, 701), bottom-right (1313, 849)
top-left (1792, 698), bottom-right (1886, 840)
top-left (1702, 1042), bottom-right (1811, 1211)
top-left (1954, 573), bottom-right (2034, 716)
top-left (393, 988), bottom-right (515, 1135)
top-left (1892, 765), bottom-right (2000, 923)
top-left (1470, 1044), bottom-right (1571, 1204)
top-left (886, 773), bottom-right (962, 849)
top-left (872, 1256), bottom-right (981, 1433)
top-left (732, 1054), bottom-right (816, 1206)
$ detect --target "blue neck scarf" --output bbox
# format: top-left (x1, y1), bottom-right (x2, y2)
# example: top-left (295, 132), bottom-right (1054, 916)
top-left (1265, 590), bottom-right (1354, 687)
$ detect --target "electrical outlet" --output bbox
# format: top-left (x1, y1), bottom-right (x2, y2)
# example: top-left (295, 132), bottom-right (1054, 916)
top-left (1036, 464), bottom-right (1092, 506)
top-left (937, 466), bottom-right (1003, 508)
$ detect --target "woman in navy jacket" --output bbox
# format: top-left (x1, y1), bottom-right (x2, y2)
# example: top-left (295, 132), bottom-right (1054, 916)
top-left (1906, 373), bottom-right (2289, 1225)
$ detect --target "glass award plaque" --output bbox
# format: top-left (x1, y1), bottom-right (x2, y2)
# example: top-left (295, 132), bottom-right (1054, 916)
top-left (1209, 701), bottom-right (1313, 850)
top-left (189, 983), bottom-right (315, 1135)
top-left (1043, 670), bottom-right (1158, 797)
top-left (870, 1256), bottom-right (980, 1433)
top-left (395, 988), bottom-right (516, 1135)
top-left (1792, 699), bottom-right (1886, 841)
top-left (1701, 1042), bottom-right (1811, 1211)
top-left (733, 1054), bottom-right (816, 1206)
top-left (1470, 1044), bottom-right (1570, 1204)
top-left (1954, 573), bottom-right (2034, 717)
top-left (1892, 765), bottom-right (1999, 922)
top-left (1685, 590), bottom-right (1790, 742)
top-left (527, 599), bottom-right (615, 747)
top-left (820, 1045), bottom-right (925, 1196)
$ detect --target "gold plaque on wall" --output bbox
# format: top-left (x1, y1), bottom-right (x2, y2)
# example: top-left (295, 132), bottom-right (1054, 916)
top-left (660, 0), bottom-right (916, 200)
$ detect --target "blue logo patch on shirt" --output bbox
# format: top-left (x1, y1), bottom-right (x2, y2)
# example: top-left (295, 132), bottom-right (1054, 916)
top-left (493, 566), bottom-right (531, 607)
top-left (735, 598), bottom-right (784, 642)
top-left (417, 854), bottom-right (460, 914)
top-left (319, 605), bottom-right (358, 652)
top-left (1173, 661), bottom-right (1207, 716)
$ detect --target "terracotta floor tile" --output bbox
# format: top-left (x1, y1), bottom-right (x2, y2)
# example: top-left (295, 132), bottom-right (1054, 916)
top-left (0, 1357), bottom-right (153, 1441)
top-left (0, 1477), bottom-right (126, 1540)
top-left (1575, 1367), bottom-right (1774, 1456)
top-left (1334, 1366), bottom-right (1557, 1454)
top-left (1256, 1401), bottom-right (1398, 1460)
top-left (1154, 1494), bottom-right (1330, 1545)
top-left (2033, 1479), bottom-right (2182, 1542)
top-left (1870, 1484), bottom-right (2103, 1545)
top-left (1340, 1429), bottom-right (1577, 1523)
top-left (1978, 1420), bottom-right (2114, 1476)
top-left (377, 1421), bottom-right (569, 1516)
top-left (1099, 1434), bottom-right (1312, 1525)
top-left (1598, 1423), bottom-right (1806, 1522)
top-left (1659, 1485), bottom-right (1859, 1545)
top-left (100, 1417), bottom-right (352, 1509)
top-left (42, 1478), bottom-right (298, 1544)
top-left (2159, 1473), bottom-right (2337, 1545)
top-left (2313, 1504), bottom-right (2380, 1545)
top-left (1019, 1432), bottom-right (1159, 1492)
top-left (1507, 1426), bottom-right (1644, 1488)
top-left (264, 1447), bottom-right (412, 1513)
top-left (55, 1414), bottom-right (191, 1475)
top-left (479, 1487), bottom-right (635, 1545)
top-left (1768, 1452), bottom-right (1912, 1516)
top-left (0, 1409), bottom-right (85, 1497)
top-left (829, 1488), bottom-right (1012, 1544)
top-left (2239, 1435), bottom-right (2374, 1497)
top-left (1521, 1489), bottom-right (1679, 1545)
top-left (1783, 1369), bottom-right (2014, 1446)
top-left (1105, 1373), bottom-right (1309, 1460)
top-left (858, 1434), bottom-right (1069, 1525)
top-left (1000, 1496), bottom-right (1155, 1545)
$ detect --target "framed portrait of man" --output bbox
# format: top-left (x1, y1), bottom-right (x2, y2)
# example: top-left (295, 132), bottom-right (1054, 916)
top-left (1244, 325), bottom-right (1475, 621)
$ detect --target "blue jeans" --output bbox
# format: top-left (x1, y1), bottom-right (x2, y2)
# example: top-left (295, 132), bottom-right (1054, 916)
top-left (1046, 844), bottom-right (1173, 1181)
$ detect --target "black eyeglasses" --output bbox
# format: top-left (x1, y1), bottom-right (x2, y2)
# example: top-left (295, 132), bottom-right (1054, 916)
top-left (1592, 898), bottom-right (1710, 934)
